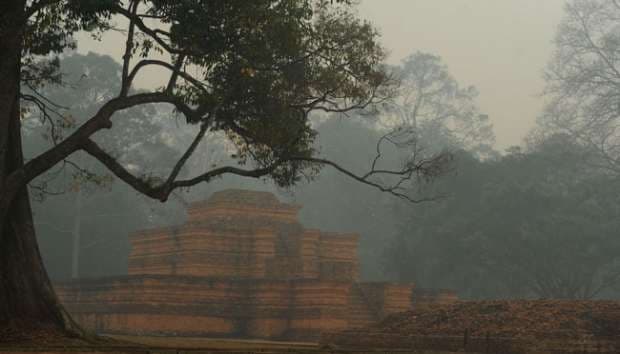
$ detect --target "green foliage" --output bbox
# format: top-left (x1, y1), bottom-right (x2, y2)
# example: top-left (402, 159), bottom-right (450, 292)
top-left (16, 1), bottom-right (442, 281)
top-left (22, 0), bottom-right (390, 191)
top-left (148, 0), bottom-right (389, 186)
top-left (24, 0), bottom-right (117, 55)
top-left (384, 135), bottom-right (620, 299)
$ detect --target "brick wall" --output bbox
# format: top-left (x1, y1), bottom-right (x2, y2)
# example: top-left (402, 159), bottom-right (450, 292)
top-left (56, 189), bottom-right (427, 341)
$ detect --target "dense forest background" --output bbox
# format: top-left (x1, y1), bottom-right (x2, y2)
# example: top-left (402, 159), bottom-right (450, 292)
top-left (27, 44), bottom-right (620, 301)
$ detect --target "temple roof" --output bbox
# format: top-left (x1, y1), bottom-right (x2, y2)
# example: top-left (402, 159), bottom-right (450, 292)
top-left (189, 189), bottom-right (299, 211)
top-left (209, 189), bottom-right (282, 206)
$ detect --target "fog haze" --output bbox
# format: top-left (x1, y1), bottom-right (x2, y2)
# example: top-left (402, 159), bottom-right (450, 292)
top-left (20, 0), bottom-right (620, 301)
top-left (357, 0), bottom-right (565, 149)
top-left (75, 1), bottom-right (565, 149)
top-left (11, 0), bottom-right (620, 345)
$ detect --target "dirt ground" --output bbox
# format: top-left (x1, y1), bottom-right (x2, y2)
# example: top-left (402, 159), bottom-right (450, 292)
top-left (0, 330), bottom-right (321, 353)
top-left (323, 300), bottom-right (620, 352)
top-left (0, 326), bottom-right (125, 348)
top-left (108, 334), bottom-right (319, 351)
top-left (366, 300), bottom-right (620, 339)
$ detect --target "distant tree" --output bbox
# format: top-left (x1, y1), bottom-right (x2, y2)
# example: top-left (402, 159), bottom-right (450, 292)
top-left (382, 51), bottom-right (495, 157)
top-left (480, 136), bottom-right (620, 299)
top-left (384, 135), bottom-right (620, 299)
top-left (24, 53), bottom-right (183, 280)
top-left (0, 0), bottom-right (449, 334)
top-left (292, 52), bottom-right (498, 280)
top-left (288, 117), bottom-right (409, 280)
top-left (541, 0), bottom-right (620, 174)
top-left (382, 150), bottom-right (488, 287)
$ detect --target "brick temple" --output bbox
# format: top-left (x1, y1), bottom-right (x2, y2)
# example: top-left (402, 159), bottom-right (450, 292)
top-left (56, 189), bottom-right (456, 340)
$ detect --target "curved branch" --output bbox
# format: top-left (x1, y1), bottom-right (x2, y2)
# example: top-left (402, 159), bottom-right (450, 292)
top-left (29, 117), bottom-right (447, 206)
top-left (81, 138), bottom-right (282, 202)
top-left (171, 164), bottom-right (281, 190)
top-left (81, 139), bottom-right (166, 200)
top-left (126, 59), bottom-right (210, 95)
top-left (288, 155), bottom-right (449, 203)
top-left (14, 92), bottom-right (193, 188)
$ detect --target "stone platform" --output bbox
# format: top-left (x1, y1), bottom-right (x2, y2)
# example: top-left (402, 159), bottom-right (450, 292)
top-left (56, 189), bottom-right (451, 341)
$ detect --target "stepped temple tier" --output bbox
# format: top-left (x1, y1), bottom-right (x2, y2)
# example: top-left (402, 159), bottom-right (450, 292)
top-left (56, 189), bottom-right (456, 340)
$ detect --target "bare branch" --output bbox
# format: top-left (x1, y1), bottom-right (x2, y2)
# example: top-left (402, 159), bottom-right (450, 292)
top-left (288, 155), bottom-right (450, 203)
top-left (571, 4), bottom-right (620, 80)
top-left (24, 82), bottom-right (69, 110)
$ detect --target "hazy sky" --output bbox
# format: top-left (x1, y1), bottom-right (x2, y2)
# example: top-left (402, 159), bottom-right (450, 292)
top-left (77, 1), bottom-right (567, 150)
top-left (357, 1), bottom-right (566, 149)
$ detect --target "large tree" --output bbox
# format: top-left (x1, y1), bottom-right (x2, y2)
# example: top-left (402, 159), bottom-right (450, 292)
top-left (540, 0), bottom-right (620, 174)
top-left (382, 51), bottom-right (495, 158)
top-left (0, 0), bottom-right (448, 334)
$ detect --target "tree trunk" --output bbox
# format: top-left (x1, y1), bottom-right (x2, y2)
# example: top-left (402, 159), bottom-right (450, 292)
top-left (0, 0), bottom-right (68, 333)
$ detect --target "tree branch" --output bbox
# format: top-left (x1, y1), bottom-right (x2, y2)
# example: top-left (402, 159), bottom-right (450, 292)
top-left (114, 5), bottom-right (181, 55)
top-left (166, 55), bottom-right (186, 93)
top-left (288, 155), bottom-right (450, 203)
top-left (126, 59), bottom-right (209, 96)
top-left (164, 122), bottom-right (209, 186)
top-left (81, 139), bottom-right (166, 200)
top-left (79, 119), bottom-right (444, 205)
top-left (572, 5), bottom-right (620, 81)
top-left (13, 92), bottom-right (190, 189)
top-left (170, 164), bottom-right (282, 190)
top-left (120, 0), bottom-right (139, 97)
top-left (81, 138), bottom-right (283, 201)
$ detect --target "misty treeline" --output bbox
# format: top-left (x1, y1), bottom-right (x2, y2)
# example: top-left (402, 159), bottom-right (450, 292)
top-left (27, 0), bottom-right (620, 300)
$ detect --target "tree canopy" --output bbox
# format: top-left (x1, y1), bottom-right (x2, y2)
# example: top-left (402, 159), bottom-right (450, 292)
top-left (540, 0), bottom-right (620, 174)
top-left (385, 51), bottom-right (495, 157)
top-left (10, 0), bottom-right (448, 206)
top-left (383, 135), bottom-right (620, 299)
top-left (0, 0), bottom-right (449, 333)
